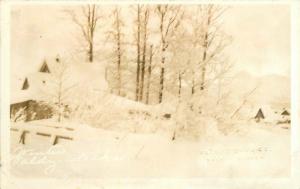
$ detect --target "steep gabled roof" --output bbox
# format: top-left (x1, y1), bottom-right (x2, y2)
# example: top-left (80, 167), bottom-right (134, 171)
top-left (255, 108), bottom-right (265, 119)
top-left (39, 60), bottom-right (51, 73)
top-left (281, 110), bottom-right (290, 116)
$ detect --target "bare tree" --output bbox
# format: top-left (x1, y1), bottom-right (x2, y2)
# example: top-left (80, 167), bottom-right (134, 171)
top-left (67, 5), bottom-right (101, 62)
top-left (108, 7), bottom-right (125, 96)
top-left (55, 63), bottom-right (67, 122)
top-left (43, 57), bottom-right (77, 122)
top-left (145, 44), bottom-right (154, 104)
top-left (177, 70), bottom-right (186, 98)
top-left (193, 5), bottom-right (230, 92)
top-left (168, 22), bottom-right (191, 100)
top-left (156, 5), bottom-right (183, 103)
top-left (139, 7), bottom-right (150, 102)
top-left (134, 5), bottom-right (142, 101)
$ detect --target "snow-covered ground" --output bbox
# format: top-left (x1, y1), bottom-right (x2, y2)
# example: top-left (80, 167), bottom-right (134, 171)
top-left (10, 119), bottom-right (290, 178)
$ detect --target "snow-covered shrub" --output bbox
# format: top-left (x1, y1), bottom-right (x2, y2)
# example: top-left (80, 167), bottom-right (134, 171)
top-left (69, 89), bottom-right (151, 132)
top-left (168, 99), bottom-right (221, 140)
top-left (70, 91), bottom-right (113, 127)
top-left (186, 86), bottom-right (244, 136)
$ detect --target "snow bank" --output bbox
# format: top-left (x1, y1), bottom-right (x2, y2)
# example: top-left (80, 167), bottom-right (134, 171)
top-left (10, 119), bottom-right (290, 178)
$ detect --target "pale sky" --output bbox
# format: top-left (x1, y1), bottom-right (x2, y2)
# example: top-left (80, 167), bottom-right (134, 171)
top-left (223, 4), bottom-right (290, 77)
top-left (10, 4), bottom-right (290, 78)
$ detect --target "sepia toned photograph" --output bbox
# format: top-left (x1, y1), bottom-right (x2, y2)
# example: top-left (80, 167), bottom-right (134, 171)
top-left (7, 2), bottom-right (291, 182)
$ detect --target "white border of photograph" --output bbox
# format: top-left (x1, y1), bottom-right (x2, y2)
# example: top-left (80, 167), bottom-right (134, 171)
top-left (1, 0), bottom-right (300, 188)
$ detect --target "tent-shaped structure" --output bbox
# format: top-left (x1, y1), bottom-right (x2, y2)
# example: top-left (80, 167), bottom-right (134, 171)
top-left (281, 110), bottom-right (290, 116)
top-left (39, 61), bottom-right (50, 73)
top-left (254, 108), bottom-right (265, 122)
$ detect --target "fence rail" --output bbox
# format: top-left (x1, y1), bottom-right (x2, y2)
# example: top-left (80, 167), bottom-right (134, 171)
top-left (11, 123), bottom-right (74, 145)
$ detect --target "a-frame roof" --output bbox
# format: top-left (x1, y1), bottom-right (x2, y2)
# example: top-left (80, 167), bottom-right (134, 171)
top-left (255, 108), bottom-right (265, 119)
top-left (39, 61), bottom-right (51, 73)
top-left (281, 110), bottom-right (290, 116)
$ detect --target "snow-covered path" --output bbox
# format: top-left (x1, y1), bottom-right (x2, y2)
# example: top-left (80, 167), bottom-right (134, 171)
top-left (10, 121), bottom-right (290, 178)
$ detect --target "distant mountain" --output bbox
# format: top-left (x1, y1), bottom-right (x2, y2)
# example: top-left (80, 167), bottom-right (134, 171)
top-left (230, 71), bottom-right (290, 107)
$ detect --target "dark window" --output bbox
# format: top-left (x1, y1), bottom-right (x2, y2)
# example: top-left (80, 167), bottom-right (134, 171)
top-left (22, 78), bottom-right (29, 90)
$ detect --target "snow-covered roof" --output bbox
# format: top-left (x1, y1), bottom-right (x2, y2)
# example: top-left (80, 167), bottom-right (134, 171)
top-left (11, 58), bottom-right (108, 104)
top-left (234, 102), bottom-right (290, 122)
top-left (251, 104), bottom-right (290, 121)
top-left (11, 72), bottom-right (52, 104)
top-left (281, 110), bottom-right (290, 116)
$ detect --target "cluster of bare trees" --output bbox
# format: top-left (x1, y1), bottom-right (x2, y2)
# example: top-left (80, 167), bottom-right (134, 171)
top-left (135, 5), bottom-right (150, 102)
top-left (68, 4), bottom-right (231, 105)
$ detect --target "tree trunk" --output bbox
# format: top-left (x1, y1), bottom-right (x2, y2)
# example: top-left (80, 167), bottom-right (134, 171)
top-left (139, 14), bottom-right (148, 102)
top-left (191, 71), bottom-right (195, 95)
top-left (200, 32), bottom-right (208, 90)
top-left (200, 66), bottom-right (206, 90)
top-left (58, 80), bottom-right (62, 122)
top-left (145, 45), bottom-right (153, 104)
top-left (88, 5), bottom-right (96, 63)
top-left (88, 41), bottom-right (93, 62)
top-left (158, 52), bottom-right (165, 103)
top-left (117, 40), bottom-right (121, 96)
top-left (200, 9), bottom-right (211, 90)
top-left (116, 11), bottom-right (122, 96)
top-left (135, 5), bottom-right (141, 101)
top-left (139, 51), bottom-right (146, 101)
top-left (178, 72), bottom-right (182, 98)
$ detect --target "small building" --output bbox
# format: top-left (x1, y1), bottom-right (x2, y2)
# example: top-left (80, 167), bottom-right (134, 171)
top-left (11, 57), bottom-right (108, 122)
top-left (278, 109), bottom-right (291, 124)
top-left (10, 59), bottom-right (58, 122)
top-left (281, 110), bottom-right (290, 116)
top-left (254, 108), bottom-right (265, 122)
top-left (39, 60), bottom-right (51, 73)
top-left (252, 105), bottom-right (291, 124)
